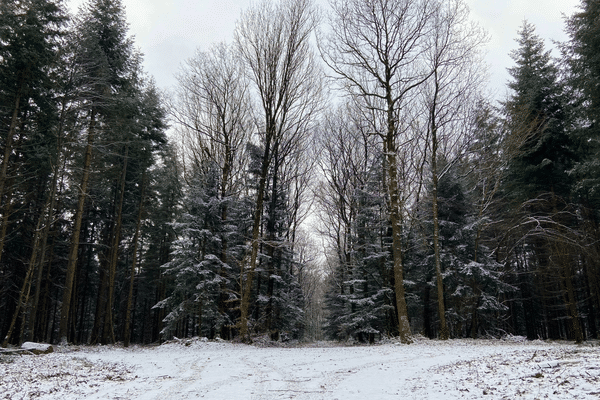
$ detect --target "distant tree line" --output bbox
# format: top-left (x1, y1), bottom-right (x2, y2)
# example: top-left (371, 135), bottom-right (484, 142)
top-left (0, 0), bottom-right (598, 346)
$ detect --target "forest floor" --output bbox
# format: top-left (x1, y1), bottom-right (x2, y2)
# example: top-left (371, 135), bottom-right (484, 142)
top-left (1, 336), bottom-right (599, 399)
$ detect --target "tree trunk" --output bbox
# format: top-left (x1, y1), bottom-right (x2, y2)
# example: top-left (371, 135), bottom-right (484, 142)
top-left (582, 257), bottom-right (599, 339)
top-left (562, 259), bottom-right (583, 343)
top-left (387, 151), bottom-right (411, 344)
top-left (1, 230), bottom-right (40, 347)
top-left (430, 76), bottom-right (449, 339)
top-left (58, 109), bottom-right (97, 344)
top-left (0, 188), bottom-right (14, 267)
top-left (2, 184), bottom-right (49, 346)
top-left (239, 129), bottom-right (273, 341)
top-left (26, 177), bottom-right (61, 341)
top-left (103, 146), bottom-right (129, 344)
top-left (91, 252), bottom-right (109, 344)
top-left (385, 90), bottom-right (412, 344)
top-left (27, 125), bottom-right (68, 342)
top-left (19, 202), bottom-right (51, 343)
top-left (124, 170), bottom-right (145, 347)
top-left (218, 147), bottom-right (231, 339)
top-left (0, 89), bottom-right (21, 209)
top-left (551, 192), bottom-right (583, 343)
top-left (554, 242), bottom-right (583, 343)
top-left (0, 86), bottom-right (26, 269)
top-left (265, 147), bottom-right (280, 335)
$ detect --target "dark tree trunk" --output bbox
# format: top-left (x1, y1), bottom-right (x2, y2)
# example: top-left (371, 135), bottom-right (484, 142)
top-left (59, 110), bottom-right (97, 344)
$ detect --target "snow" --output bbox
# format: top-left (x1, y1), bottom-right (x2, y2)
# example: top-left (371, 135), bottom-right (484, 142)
top-left (20, 342), bottom-right (53, 353)
top-left (1, 337), bottom-right (599, 399)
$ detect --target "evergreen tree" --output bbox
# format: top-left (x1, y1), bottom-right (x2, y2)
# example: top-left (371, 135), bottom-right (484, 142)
top-left (504, 22), bottom-right (573, 201)
top-left (137, 145), bottom-right (182, 343)
top-left (59, 0), bottom-right (151, 344)
top-left (434, 162), bottom-right (511, 338)
top-left (565, 0), bottom-right (600, 200)
top-left (405, 156), bottom-right (512, 339)
top-left (326, 173), bottom-right (393, 342)
top-left (0, 0), bottom-right (66, 213)
top-left (564, 0), bottom-right (600, 339)
top-left (502, 21), bottom-right (582, 342)
top-left (157, 163), bottom-right (234, 339)
top-left (319, 105), bottom-right (395, 342)
top-left (0, 0), bottom-right (67, 347)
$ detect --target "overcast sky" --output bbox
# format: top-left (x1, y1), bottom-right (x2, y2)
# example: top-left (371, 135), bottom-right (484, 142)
top-left (66, 0), bottom-right (582, 100)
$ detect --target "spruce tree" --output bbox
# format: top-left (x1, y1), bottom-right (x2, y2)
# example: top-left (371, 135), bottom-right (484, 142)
top-left (564, 0), bottom-right (600, 339)
top-left (139, 145), bottom-right (182, 343)
top-left (319, 105), bottom-right (396, 342)
top-left (503, 22), bottom-right (582, 342)
top-left (59, 0), bottom-right (139, 344)
top-left (0, 0), bottom-right (67, 347)
top-left (504, 22), bottom-right (573, 201)
top-left (435, 161), bottom-right (511, 338)
top-left (157, 163), bottom-right (232, 339)
top-left (565, 0), bottom-right (600, 199)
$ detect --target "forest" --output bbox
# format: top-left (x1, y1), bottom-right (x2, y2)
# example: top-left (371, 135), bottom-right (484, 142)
top-left (0, 0), bottom-right (599, 347)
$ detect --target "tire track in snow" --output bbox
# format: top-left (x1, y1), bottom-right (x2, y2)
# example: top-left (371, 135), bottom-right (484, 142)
top-left (10, 339), bottom-right (597, 400)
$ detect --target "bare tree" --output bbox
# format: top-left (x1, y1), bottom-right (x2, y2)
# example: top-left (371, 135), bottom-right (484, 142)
top-left (315, 101), bottom-right (377, 291)
top-left (234, 0), bottom-right (323, 341)
top-left (172, 42), bottom-right (252, 196)
top-left (321, 0), bottom-right (437, 343)
top-left (294, 229), bottom-right (326, 341)
top-left (420, 0), bottom-right (488, 339)
top-left (170, 41), bottom-right (252, 338)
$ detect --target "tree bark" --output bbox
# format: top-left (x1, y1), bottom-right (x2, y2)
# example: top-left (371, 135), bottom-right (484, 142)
top-left (265, 146), bottom-right (280, 335)
top-left (0, 189), bottom-right (14, 267)
top-left (384, 82), bottom-right (413, 343)
top-left (385, 130), bottom-right (412, 343)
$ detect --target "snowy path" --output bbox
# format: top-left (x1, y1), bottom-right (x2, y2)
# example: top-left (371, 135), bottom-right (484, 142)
top-left (1, 338), bottom-right (599, 399)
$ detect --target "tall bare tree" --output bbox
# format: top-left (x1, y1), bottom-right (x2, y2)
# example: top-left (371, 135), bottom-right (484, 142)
top-left (321, 0), bottom-right (436, 343)
top-left (234, 0), bottom-right (323, 341)
top-left (173, 42), bottom-right (251, 196)
top-left (420, 0), bottom-right (487, 339)
top-left (171, 42), bottom-right (252, 338)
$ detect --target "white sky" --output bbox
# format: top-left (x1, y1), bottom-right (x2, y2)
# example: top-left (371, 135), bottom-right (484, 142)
top-left (66, 0), bottom-right (582, 100)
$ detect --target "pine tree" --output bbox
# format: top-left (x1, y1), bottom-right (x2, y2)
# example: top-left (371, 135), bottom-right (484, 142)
top-left (138, 145), bottom-right (182, 343)
top-left (157, 163), bottom-right (233, 339)
top-left (0, 0), bottom-right (66, 216)
top-left (0, 0), bottom-right (67, 347)
top-left (564, 0), bottom-right (600, 339)
top-left (59, 0), bottom-right (142, 344)
top-left (502, 21), bottom-right (582, 342)
top-left (333, 171), bottom-right (393, 342)
top-left (435, 161), bottom-right (510, 338)
top-left (504, 22), bottom-right (573, 201)
top-left (565, 0), bottom-right (600, 199)
top-left (319, 104), bottom-right (396, 342)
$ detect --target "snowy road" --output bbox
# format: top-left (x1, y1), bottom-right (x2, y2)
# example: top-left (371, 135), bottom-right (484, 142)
top-left (1, 337), bottom-right (599, 399)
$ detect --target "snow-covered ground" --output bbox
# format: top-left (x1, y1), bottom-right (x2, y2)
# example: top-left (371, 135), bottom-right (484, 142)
top-left (1, 336), bottom-right (599, 399)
